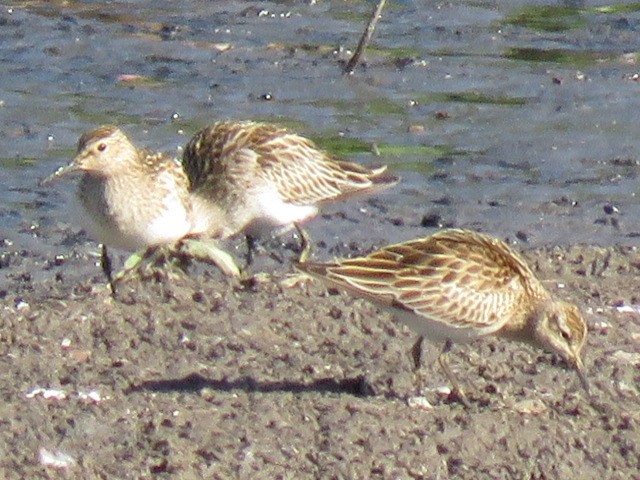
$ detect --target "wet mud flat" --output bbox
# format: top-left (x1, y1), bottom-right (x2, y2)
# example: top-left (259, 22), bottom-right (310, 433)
top-left (1, 0), bottom-right (640, 478)
top-left (0, 241), bottom-right (638, 479)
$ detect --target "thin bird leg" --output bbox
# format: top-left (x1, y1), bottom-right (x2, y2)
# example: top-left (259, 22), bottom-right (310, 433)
top-left (411, 336), bottom-right (424, 370)
top-left (245, 234), bottom-right (286, 266)
top-left (100, 244), bottom-right (117, 296)
top-left (245, 234), bottom-right (257, 267)
top-left (411, 335), bottom-right (425, 394)
top-left (294, 222), bottom-right (312, 263)
top-left (575, 365), bottom-right (591, 398)
top-left (438, 339), bottom-right (471, 408)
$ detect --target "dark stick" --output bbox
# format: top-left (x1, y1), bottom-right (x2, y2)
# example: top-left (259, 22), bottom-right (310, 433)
top-left (343, 0), bottom-right (387, 75)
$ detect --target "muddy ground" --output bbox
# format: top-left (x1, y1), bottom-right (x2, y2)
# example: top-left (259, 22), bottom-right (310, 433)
top-left (0, 237), bottom-right (638, 479)
top-left (2, 1), bottom-right (640, 478)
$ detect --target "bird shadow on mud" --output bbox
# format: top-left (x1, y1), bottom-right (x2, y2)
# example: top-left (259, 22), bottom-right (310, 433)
top-left (126, 372), bottom-right (375, 397)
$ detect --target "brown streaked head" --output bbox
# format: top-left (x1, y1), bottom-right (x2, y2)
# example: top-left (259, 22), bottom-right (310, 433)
top-left (533, 299), bottom-right (589, 394)
top-left (43, 126), bottom-right (138, 184)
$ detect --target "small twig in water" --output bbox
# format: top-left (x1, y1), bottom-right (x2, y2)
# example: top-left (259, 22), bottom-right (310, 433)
top-left (343, 0), bottom-right (387, 75)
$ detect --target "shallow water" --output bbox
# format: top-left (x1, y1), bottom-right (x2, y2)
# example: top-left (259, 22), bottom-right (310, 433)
top-left (2, 0), bottom-right (640, 282)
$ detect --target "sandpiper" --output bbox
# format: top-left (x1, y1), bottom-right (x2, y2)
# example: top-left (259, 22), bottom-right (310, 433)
top-left (42, 125), bottom-right (238, 293)
top-left (182, 120), bottom-right (399, 264)
top-left (296, 228), bottom-right (589, 404)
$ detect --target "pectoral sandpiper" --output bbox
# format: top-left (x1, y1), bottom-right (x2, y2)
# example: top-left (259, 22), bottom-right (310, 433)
top-left (296, 228), bottom-right (589, 405)
top-left (182, 121), bottom-right (399, 264)
top-left (44, 121), bottom-right (399, 290)
top-left (42, 125), bottom-right (238, 294)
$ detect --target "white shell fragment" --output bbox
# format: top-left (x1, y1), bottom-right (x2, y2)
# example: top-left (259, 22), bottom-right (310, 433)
top-left (39, 448), bottom-right (76, 470)
top-left (616, 305), bottom-right (640, 314)
top-left (78, 390), bottom-right (103, 403)
top-left (25, 388), bottom-right (67, 400)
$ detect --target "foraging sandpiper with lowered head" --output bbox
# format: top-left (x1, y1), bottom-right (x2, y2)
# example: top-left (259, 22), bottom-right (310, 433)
top-left (296, 228), bottom-right (589, 405)
top-left (182, 120), bottom-right (399, 264)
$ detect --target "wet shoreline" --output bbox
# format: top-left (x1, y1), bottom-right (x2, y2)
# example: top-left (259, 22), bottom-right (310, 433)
top-left (1, 1), bottom-right (639, 477)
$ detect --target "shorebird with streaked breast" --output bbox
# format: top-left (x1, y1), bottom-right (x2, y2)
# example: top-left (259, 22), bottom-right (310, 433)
top-left (296, 228), bottom-right (589, 405)
top-left (182, 120), bottom-right (399, 265)
top-left (42, 125), bottom-right (239, 294)
top-left (43, 121), bottom-right (399, 290)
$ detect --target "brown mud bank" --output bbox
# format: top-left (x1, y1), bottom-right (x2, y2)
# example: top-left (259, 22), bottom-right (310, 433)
top-left (0, 242), bottom-right (638, 478)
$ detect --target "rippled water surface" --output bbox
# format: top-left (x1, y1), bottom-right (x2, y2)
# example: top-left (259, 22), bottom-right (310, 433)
top-left (2, 0), bottom-right (640, 281)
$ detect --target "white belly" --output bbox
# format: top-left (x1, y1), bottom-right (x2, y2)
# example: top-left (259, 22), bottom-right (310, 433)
top-left (242, 187), bottom-right (318, 237)
top-left (77, 176), bottom-right (191, 250)
top-left (393, 309), bottom-right (503, 344)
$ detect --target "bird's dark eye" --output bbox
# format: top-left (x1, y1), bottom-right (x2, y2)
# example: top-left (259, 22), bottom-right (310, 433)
top-left (97, 143), bottom-right (107, 152)
top-left (560, 329), bottom-right (571, 341)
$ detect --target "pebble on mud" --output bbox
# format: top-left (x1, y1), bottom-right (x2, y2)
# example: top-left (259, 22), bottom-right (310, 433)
top-left (610, 351), bottom-right (640, 366)
top-left (407, 396), bottom-right (434, 410)
top-left (512, 399), bottom-right (547, 415)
